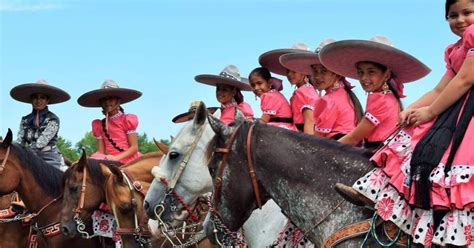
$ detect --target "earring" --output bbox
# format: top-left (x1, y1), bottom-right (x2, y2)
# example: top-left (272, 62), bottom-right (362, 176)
top-left (332, 81), bottom-right (340, 89)
top-left (382, 82), bottom-right (390, 94)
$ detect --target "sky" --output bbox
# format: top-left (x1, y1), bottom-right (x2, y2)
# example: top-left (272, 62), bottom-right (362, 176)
top-left (0, 0), bottom-right (456, 144)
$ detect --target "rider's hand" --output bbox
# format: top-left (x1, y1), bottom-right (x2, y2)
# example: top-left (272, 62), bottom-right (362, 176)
top-left (398, 109), bottom-right (414, 127)
top-left (408, 106), bottom-right (436, 127)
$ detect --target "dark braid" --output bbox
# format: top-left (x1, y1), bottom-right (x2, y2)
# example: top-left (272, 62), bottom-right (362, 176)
top-left (101, 118), bottom-right (125, 152)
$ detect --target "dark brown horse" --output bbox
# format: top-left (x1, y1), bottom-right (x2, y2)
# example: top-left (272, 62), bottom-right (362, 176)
top-left (0, 193), bottom-right (29, 247)
top-left (0, 129), bottom-right (101, 248)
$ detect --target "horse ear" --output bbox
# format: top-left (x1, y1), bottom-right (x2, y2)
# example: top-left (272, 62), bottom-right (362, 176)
top-left (77, 149), bottom-right (87, 171)
top-left (233, 108), bottom-right (246, 126)
top-left (153, 138), bottom-right (169, 154)
top-left (193, 101), bottom-right (207, 127)
top-left (2, 129), bottom-right (13, 148)
top-left (208, 114), bottom-right (233, 136)
top-left (170, 135), bottom-right (175, 142)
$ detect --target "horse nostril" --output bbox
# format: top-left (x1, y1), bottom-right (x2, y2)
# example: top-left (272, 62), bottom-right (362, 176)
top-left (61, 226), bottom-right (70, 236)
top-left (144, 200), bottom-right (149, 210)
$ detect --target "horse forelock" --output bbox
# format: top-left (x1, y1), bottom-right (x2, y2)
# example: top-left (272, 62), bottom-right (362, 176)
top-left (8, 144), bottom-right (63, 197)
top-left (85, 159), bottom-right (122, 187)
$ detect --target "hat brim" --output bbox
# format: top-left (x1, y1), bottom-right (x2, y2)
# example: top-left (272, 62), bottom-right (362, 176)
top-left (259, 48), bottom-right (313, 76)
top-left (279, 52), bottom-right (321, 76)
top-left (195, 75), bottom-right (252, 91)
top-left (319, 40), bottom-right (431, 83)
top-left (78, 88), bottom-right (142, 107)
top-left (10, 83), bottom-right (71, 104)
top-left (172, 107), bottom-right (219, 123)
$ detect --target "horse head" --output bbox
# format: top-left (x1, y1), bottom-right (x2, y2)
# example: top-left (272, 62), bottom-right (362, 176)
top-left (60, 151), bottom-right (122, 238)
top-left (144, 102), bottom-right (215, 228)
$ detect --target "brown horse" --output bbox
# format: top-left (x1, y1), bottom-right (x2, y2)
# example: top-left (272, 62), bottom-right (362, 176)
top-left (61, 147), bottom-right (215, 248)
top-left (0, 193), bottom-right (29, 248)
top-left (0, 129), bottom-right (102, 248)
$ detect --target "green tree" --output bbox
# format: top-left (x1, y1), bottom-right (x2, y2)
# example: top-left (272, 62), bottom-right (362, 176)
top-left (57, 136), bottom-right (80, 161)
top-left (76, 131), bottom-right (97, 156)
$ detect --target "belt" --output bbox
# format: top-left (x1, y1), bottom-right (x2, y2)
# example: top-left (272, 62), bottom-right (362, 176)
top-left (41, 145), bottom-right (56, 152)
top-left (268, 117), bottom-right (293, 123)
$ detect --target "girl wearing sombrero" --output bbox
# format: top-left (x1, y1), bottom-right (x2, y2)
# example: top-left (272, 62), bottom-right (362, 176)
top-left (259, 43), bottom-right (318, 134)
top-left (330, 0), bottom-right (474, 246)
top-left (10, 79), bottom-right (70, 170)
top-left (195, 65), bottom-right (254, 124)
top-left (280, 39), bottom-right (364, 139)
top-left (78, 80), bottom-right (142, 164)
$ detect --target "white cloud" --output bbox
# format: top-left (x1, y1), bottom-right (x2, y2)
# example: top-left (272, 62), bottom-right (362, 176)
top-left (0, 0), bottom-right (62, 12)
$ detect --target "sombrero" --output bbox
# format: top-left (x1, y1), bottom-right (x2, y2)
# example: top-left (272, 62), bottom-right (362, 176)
top-left (172, 101), bottom-right (219, 123)
top-left (10, 79), bottom-right (70, 104)
top-left (319, 36), bottom-right (431, 83)
top-left (279, 39), bottom-right (337, 76)
top-left (195, 65), bottom-right (252, 91)
top-left (258, 42), bottom-right (312, 76)
top-left (78, 80), bottom-right (142, 107)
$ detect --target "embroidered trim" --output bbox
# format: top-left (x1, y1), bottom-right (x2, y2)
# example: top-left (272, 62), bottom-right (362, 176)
top-left (126, 130), bottom-right (137, 134)
top-left (301, 104), bottom-right (315, 112)
top-left (316, 127), bottom-right (332, 133)
top-left (221, 102), bottom-right (238, 109)
top-left (263, 110), bottom-right (276, 115)
top-left (365, 112), bottom-right (380, 126)
top-left (109, 112), bottom-right (124, 120)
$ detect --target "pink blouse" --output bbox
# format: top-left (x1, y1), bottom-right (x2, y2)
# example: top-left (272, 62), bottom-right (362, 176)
top-left (289, 83), bottom-right (319, 130)
top-left (314, 86), bottom-right (357, 138)
top-left (364, 92), bottom-right (400, 142)
top-left (220, 101), bottom-right (254, 125)
top-left (91, 112), bottom-right (142, 164)
top-left (444, 24), bottom-right (474, 77)
top-left (260, 89), bottom-right (296, 131)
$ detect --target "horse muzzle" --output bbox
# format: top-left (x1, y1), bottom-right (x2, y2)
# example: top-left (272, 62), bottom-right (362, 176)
top-left (60, 219), bottom-right (78, 238)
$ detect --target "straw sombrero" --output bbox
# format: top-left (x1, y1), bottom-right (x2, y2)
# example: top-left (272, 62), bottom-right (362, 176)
top-left (195, 65), bottom-right (252, 91)
top-left (258, 43), bottom-right (312, 76)
top-left (279, 39), bottom-right (337, 76)
top-left (78, 80), bottom-right (142, 107)
top-left (10, 79), bottom-right (70, 104)
top-left (319, 36), bottom-right (431, 83)
top-left (172, 101), bottom-right (219, 123)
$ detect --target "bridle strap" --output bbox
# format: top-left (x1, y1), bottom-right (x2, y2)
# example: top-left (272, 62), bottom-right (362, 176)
top-left (74, 164), bottom-right (88, 218)
top-left (168, 124), bottom-right (206, 190)
top-left (213, 125), bottom-right (241, 207)
top-left (0, 146), bottom-right (11, 174)
top-left (246, 124), bottom-right (262, 209)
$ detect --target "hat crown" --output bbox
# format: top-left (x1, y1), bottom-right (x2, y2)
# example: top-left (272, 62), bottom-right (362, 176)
top-left (370, 35), bottom-right (394, 47)
top-left (101, 80), bottom-right (120, 89)
top-left (315, 38), bottom-right (336, 53)
top-left (291, 42), bottom-right (310, 51)
top-left (219, 65), bottom-right (242, 81)
top-left (35, 79), bottom-right (49, 85)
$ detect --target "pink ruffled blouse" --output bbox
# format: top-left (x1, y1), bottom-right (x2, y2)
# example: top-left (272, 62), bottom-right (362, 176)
top-left (314, 86), bottom-right (357, 138)
top-left (364, 92), bottom-right (400, 142)
top-left (445, 24), bottom-right (474, 77)
top-left (260, 89), bottom-right (296, 131)
top-left (220, 101), bottom-right (254, 125)
top-left (91, 112), bottom-right (142, 164)
top-left (289, 83), bottom-right (319, 131)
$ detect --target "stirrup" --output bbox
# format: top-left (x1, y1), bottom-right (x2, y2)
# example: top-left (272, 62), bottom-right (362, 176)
top-left (334, 183), bottom-right (373, 207)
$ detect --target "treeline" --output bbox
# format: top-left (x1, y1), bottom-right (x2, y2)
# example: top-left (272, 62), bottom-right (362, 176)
top-left (57, 131), bottom-right (170, 161)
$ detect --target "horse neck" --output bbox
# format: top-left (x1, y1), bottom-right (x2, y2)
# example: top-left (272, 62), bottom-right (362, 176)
top-left (17, 165), bottom-right (59, 212)
top-left (121, 156), bottom-right (158, 184)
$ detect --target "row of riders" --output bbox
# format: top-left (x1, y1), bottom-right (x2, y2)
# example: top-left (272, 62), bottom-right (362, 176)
top-left (1, 0), bottom-right (473, 246)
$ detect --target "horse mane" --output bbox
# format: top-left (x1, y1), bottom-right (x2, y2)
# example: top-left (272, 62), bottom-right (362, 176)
top-left (86, 159), bottom-right (123, 186)
top-left (10, 143), bottom-right (63, 197)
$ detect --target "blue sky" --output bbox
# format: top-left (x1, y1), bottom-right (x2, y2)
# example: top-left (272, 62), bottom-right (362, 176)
top-left (1, 0), bottom-right (454, 144)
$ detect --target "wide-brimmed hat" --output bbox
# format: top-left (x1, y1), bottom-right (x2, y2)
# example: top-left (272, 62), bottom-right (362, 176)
top-left (279, 39), bottom-right (337, 76)
top-left (195, 65), bottom-right (252, 91)
top-left (258, 43), bottom-right (312, 76)
top-left (319, 36), bottom-right (431, 83)
top-left (10, 79), bottom-right (70, 104)
top-left (77, 80), bottom-right (142, 107)
top-left (172, 101), bottom-right (219, 123)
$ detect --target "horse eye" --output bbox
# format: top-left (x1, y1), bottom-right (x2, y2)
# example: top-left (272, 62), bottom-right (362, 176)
top-left (69, 186), bottom-right (79, 194)
top-left (169, 152), bottom-right (179, 160)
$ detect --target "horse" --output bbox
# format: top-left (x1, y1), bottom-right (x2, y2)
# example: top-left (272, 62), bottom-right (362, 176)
top-left (0, 193), bottom-right (29, 247)
top-left (144, 102), bottom-right (412, 247)
top-left (143, 104), bottom-right (289, 247)
top-left (60, 147), bottom-right (215, 248)
top-left (0, 129), bottom-right (102, 248)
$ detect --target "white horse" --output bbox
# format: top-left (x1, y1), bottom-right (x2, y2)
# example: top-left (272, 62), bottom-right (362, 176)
top-left (144, 105), bottom-right (287, 247)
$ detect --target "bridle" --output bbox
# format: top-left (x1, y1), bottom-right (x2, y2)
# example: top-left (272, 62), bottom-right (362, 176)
top-left (0, 146), bottom-right (11, 174)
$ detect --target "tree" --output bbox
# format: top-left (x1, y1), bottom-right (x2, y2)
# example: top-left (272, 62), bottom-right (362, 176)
top-left (57, 136), bottom-right (80, 161)
top-left (76, 131), bottom-right (97, 156)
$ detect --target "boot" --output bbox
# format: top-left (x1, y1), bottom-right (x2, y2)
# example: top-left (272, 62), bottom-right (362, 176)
top-left (334, 183), bottom-right (373, 207)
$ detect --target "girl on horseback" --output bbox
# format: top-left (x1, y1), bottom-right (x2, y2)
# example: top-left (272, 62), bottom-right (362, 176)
top-left (10, 79), bottom-right (70, 170)
top-left (326, 0), bottom-right (474, 245)
top-left (194, 64), bottom-right (254, 124)
top-left (280, 39), bottom-right (364, 139)
top-left (248, 67), bottom-right (296, 131)
top-left (259, 43), bottom-right (318, 134)
top-left (78, 80), bottom-right (142, 164)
